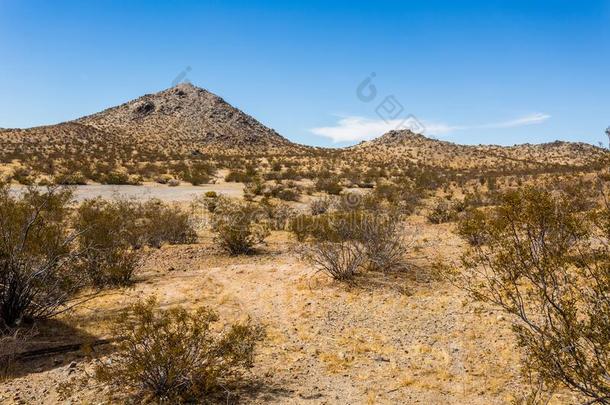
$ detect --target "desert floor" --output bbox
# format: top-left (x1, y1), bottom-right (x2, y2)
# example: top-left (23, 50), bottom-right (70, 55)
top-left (0, 215), bottom-right (580, 404)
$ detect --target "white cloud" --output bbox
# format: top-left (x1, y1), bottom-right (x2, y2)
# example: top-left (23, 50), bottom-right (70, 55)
top-left (478, 113), bottom-right (551, 129)
top-left (310, 113), bottom-right (551, 143)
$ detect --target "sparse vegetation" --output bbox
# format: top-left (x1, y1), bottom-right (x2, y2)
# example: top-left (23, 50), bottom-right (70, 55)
top-left (210, 197), bottom-right (270, 254)
top-left (95, 297), bottom-right (264, 402)
top-left (458, 187), bottom-right (610, 403)
top-left (0, 185), bottom-right (87, 327)
top-left (304, 239), bottom-right (366, 281)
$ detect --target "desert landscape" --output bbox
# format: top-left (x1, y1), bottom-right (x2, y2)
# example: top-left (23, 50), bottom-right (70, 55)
top-left (0, 82), bottom-right (608, 404)
top-left (2, 2), bottom-right (610, 404)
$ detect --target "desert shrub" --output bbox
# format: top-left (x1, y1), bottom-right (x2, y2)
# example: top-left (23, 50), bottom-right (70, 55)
top-left (197, 192), bottom-right (220, 213)
top-left (315, 177), bottom-right (342, 195)
top-left (301, 210), bottom-right (407, 278)
top-left (137, 199), bottom-right (198, 248)
top-left (304, 240), bottom-right (366, 281)
top-left (74, 198), bottom-right (140, 286)
top-left (427, 199), bottom-right (459, 224)
top-left (225, 171), bottom-right (253, 183)
top-left (100, 171), bottom-right (133, 185)
top-left (289, 214), bottom-right (320, 242)
top-left (289, 211), bottom-right (367, 243)
top-left (75, 199), bottom-right (196, 285)
top-left (95, 297), bottom-right (264, 402)
top-left (309, 196), bottom-right (333, 216)
top-left (154, 174), bottom-right (174, 185)
top-left (458, 187), bottom-right (610, 403)
top-left (180, 170), bottom-right (211, 186)
top-left (0, 185), bottom-right (87, 326)
top-left (371, 181), bottom-right (423, 214)
top-left (273, 186), bottom-right (300, 202)
top-left (210, 197), bottom-right (269, 255)
top-left (243, 178), bottom-right (265, 200)
top-left (10, 167), bottom-right (34, 185)
top-left (456, 208), bottom-right (489, 246)
top-left (258, 198), bottom-right (295, 231)
top-left (176, 162), bottom-right (214, 186)
top-left (359, 215), bottom-right (407, 272)
top-left (53, 172), bottom-right (88, 185)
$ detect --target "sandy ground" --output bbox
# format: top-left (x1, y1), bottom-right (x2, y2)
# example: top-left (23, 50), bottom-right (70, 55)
top-left (9, 182), bottom-right (245, 202)
top-left (0, 220), bottom-right (581, 404)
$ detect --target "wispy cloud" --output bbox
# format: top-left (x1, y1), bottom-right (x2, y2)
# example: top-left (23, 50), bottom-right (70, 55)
top-left (310, 113), bottom-right (551, 143)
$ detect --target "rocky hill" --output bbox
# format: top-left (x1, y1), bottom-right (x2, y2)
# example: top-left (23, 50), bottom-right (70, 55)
top-left (76, 83), bottom-right (297, 152)
top-left (351, 129), bottom-right (606, 169)
top-left (0, 83), bottom-right (302, 159)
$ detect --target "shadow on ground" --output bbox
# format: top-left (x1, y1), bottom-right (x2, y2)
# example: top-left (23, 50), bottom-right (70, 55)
top-left (1, 318), bottom-right (110, 380)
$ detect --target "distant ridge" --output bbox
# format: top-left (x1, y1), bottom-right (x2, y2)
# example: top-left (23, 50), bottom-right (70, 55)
top-left (0, 87), bottom-right (606, 170)
top-left (352, 129), bottom-right (607, 168)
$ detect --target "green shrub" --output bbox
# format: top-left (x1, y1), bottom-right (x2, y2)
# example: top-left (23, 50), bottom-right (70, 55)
top-left (458, 187), bottom-right (610, 403)
top-left (138, 200), bottom-right (198, 247)
top-left (309, 196), bottom-right (333, 216)
top-left (225, 171), bottom-right (253, 183)
top-left (456, 208), bottom-right (488, 246)
top-left (274, 187), bottom-right (300, 202)
top-left (427, 199), bottom-right (459, 224)
top-left (75, 198), bottom-right (196, 286)
top-left (74, 198), bottom-right (140, 286)
top-left (53, 173), bottom-right (88, 185)
top-left (302, 210), bottom-right (408, 278)
top-left (359, 215), bottom-right (406, 272)
top-left (100, 171), bottom-right (130, 185)
top-left (11, 167), bottom-right (34, 185)
top-left (211, 197), bottom-right (269, 255)
top-left (0, 184), bottom-right (87, 326)
top-left (289, 211), bottom-right (367, 243)
top-left (315, 177), bottom-right (343, 195)
top-left (95, 297), bottom-right (264, 402)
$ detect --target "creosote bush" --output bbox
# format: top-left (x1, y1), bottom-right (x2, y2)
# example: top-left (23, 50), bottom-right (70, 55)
top-left (359, 215), bottom-right (407, 272)
top-left (210, 197), bottom-right (269, 255)
top-left (0, 184), bottom-right (87, 327)
top-left (75, 198), bottom-right (196, 286)
top-left (427, 198), bottom-right (459, 224)
top-left (304, 240), bottom-right (366, 281)
top-left (456, 208), bottom-right (489, 246)
top-left (95, 297), bottom-right (264, 402)
top-left (301, 209), bottom-right (408, 280)
top-left (458, 187), bottom-right (610, 403)
top-left (309, 196), bottom-right (333, 216)
top-left (74, 199), bottom-right (140, 287)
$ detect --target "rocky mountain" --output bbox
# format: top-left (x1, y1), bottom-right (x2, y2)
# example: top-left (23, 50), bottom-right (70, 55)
top-left (0, 83), bottom-right (301, 157)
top-left (75, 83), bottom-right (297, 151)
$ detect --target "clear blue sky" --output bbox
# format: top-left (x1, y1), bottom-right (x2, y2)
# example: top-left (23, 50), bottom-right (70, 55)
top-left (1, 0), bottom-right (609, 147)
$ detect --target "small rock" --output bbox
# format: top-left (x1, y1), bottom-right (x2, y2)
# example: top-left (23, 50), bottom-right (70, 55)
top-left (69, 361), bottom-right (77, 369)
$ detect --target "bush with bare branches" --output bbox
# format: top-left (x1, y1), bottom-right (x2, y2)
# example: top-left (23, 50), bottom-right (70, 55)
top-left (304, 239), bottom-right (366, 281)
top-left (359, 215), bottom-right (407, 272)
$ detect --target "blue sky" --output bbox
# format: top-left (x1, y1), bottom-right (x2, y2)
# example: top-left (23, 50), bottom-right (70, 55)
top-left (1, 0), bottom-right (609, 147)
